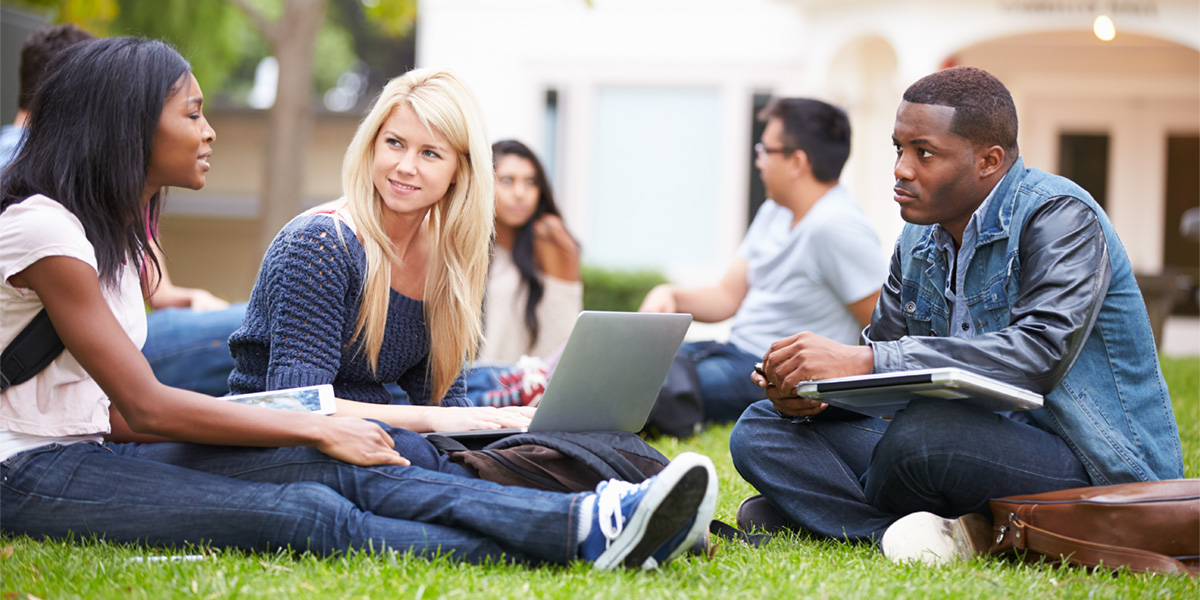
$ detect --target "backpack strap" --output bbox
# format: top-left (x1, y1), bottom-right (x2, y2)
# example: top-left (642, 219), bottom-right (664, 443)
top-left (709, 519), bottom-right (772, 549)
top-left (1002, 513), bottom-right (1198, 576)
top-left (485, 431), bottom-right (657, 483)
top-left (0, 308), bottom-right (65, 392)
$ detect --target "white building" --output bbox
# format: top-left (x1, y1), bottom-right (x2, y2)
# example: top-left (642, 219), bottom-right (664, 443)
top-left (417, 0), bottom-right (1199, 287)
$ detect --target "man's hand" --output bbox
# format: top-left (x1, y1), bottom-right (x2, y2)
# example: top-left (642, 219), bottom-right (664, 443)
top-left (751, 369), bottom-right (828, 417)
top-left (638, 284), bottom-right (677, 313)
top-left (189, 288), bottom-right (231, 312)
top-left (761, 332), bottom-right (874, 390)
top-left (752, 332), bottom-right (874, 416)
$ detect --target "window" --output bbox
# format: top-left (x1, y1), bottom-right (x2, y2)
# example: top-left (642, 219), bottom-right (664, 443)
top-left (1058, 133), bottom-right (1110, 209)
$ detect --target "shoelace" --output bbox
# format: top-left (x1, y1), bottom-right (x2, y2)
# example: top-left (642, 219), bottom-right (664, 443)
top-left (594, 479), bottom-right (654, 547)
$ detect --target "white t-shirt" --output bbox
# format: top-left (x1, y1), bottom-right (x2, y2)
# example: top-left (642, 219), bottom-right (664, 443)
top-left (0, 195), bottom-right (147, 461)
top-left (728, 186), bottom-right (887, 356)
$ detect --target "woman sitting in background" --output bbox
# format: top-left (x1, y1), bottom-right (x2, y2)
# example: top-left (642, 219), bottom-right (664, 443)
top-left (467, 141), bottom-right (582, 407)
top-left (481, 140), bottom-right (582, 362)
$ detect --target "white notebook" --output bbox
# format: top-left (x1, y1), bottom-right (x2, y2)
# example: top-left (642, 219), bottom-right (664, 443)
top-left (794, 367), bottom-right (1043, 419)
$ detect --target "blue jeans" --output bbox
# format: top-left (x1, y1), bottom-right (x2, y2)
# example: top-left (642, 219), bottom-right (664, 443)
top-left (2, 441), bottom-right (586, 563)
top-left (679, 341), bottom-right (766, 423)
top-left (729, 398), bottom-right (1091, 542)
top-left (115, 425), bottom-right (475, 479)
top-left (141, 304), bottom-right (246, 396)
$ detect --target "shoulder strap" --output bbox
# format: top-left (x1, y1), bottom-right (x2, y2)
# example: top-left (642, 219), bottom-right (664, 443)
top-left (1007, 514), bottom-right (1198, 576)
top-left (0, 308), bottom-right (65, 392)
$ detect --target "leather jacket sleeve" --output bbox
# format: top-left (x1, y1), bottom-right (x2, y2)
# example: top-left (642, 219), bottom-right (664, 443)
top-left (864, 196), bottom-right (1111, 394)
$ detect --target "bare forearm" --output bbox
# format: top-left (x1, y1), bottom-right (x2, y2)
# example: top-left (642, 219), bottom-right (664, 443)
top-left (333, 398), bottom-right (534, 433)
top-left (672, 285), bottom-right (744, 322)
top-left (642, 283), bottom-right (743, 322)
top-left (121, 382), bottom-right (329, 448)
top-left (334, 398), bottom-right (434, 431)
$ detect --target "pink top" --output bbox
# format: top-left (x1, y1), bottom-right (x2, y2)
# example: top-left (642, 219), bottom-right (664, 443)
top-left (0, 195), bottom-right (147, 460)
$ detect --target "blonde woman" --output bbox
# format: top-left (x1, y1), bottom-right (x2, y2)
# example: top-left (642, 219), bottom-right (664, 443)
top-left (227, 68), bottom-right (531, 433)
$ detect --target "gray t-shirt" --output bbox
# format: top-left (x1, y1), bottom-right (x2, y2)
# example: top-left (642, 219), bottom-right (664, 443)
top-left (728, 186), bottom-right (887, 355)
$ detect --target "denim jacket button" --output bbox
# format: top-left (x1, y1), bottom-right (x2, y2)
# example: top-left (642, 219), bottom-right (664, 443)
top-left (904, 301), bottom-right (917, 314)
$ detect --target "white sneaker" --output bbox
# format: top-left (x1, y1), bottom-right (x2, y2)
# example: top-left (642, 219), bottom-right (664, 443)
top-left (880, 511), bottom-right (992, 566)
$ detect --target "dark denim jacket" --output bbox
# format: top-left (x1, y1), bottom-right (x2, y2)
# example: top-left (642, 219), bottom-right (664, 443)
top-left (865, 158), bottom-right (1184, 485)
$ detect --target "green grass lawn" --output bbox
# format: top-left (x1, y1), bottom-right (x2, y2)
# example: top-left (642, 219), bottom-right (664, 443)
top-left (4, 357), bottom-right (1198, 599)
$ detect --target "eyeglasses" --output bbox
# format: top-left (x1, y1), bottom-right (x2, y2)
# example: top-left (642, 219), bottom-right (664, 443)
top-left (754, 142), bottom-right (793, 157)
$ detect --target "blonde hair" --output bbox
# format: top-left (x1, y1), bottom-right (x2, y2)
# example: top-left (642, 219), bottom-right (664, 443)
top-left (341, 67), bottom-right (494, 403)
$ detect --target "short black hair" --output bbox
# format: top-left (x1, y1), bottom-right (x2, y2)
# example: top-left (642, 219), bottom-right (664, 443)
top-left (18, 24), bottom-right (95, 111)
top-left (902, 66), bottom-right (1018, 153)
top-left (757, 98), bottom-right (851, 183)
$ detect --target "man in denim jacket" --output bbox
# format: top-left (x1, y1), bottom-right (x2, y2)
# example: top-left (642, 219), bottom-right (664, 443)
top-left (729, 66), bottom-right (1184, 565)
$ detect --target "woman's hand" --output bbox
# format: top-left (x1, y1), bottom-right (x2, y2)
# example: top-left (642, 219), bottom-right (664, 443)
top-left (314, 417), bottom-right (411, 466)
top-left (532, 214), bottom-right (580, 281)
top-left (423, 406), bottom-right (535, 433)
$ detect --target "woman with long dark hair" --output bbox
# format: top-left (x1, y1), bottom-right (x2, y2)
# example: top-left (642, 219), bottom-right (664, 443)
top-left (0, 37), bottom-right (714, 568)
top-left (480, 140), bottom-right (582, 362)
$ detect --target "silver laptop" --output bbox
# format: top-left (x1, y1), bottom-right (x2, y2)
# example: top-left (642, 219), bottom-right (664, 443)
top-left (794, 367), bottom-right (1043, 419)
top-left (429, 311), bottom-right (692, 441)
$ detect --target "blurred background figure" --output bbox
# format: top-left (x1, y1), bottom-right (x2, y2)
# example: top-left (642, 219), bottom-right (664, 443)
top-left (464, 140), bottom-right (581, 408)
top-left (481, 139), bottom-right (582, 363)
top-left (0, 24), bottom-right (93, 168)
top-left (639, 98), bottom-right (886, 433)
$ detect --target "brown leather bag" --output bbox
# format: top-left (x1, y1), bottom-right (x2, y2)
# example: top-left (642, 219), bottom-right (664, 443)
top-left (988, 479), bottom-right (1200, 576)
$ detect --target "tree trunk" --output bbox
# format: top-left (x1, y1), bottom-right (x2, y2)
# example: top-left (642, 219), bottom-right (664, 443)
top-left (257, 0), bottom-right (329, 254)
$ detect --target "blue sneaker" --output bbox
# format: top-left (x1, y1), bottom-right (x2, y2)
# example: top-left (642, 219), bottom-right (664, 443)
top-left (579, 452), bottom-right (716, 570)
top-left (642, 462), bottom-right (718, 569)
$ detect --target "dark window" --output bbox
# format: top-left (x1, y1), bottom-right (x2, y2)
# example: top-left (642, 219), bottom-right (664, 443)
top-left (747, 92), bottom-right (772, 225)
top-left (1058, 133), bottom-right (1110, 210)
top-left (1164, 134), bottom-right (1199, 315)
top-left (543, 89), bottom-right (559, 187)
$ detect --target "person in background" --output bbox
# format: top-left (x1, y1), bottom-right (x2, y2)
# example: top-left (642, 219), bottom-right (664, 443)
top-left (481, 139), bottom-right (582, 362)
top-left (1, 23), bottom-right (243, 396)
top-left (639, 98), bottom-right (886, 426)
top-left (464, 140), bottom-right (582, 407)
top-left (0, 25), bottom-right (94, 168)
top-left (0, 39), bottom-right (716, 568)
top-left (730, 66), bottom-right (1184, 565)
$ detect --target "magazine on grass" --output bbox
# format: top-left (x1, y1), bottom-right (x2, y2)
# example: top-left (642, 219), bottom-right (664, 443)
top-left (221, 384), bottom-right (336, 414)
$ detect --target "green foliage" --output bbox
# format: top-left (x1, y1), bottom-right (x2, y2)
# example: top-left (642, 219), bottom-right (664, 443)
top-left (5, 0), bottom-right (416, 103)
top-left (110, 0), bottom-right (257, 97)
top-left (1, 356), bottom-right (1197, 599)
top-left (581, 265), bottom-right (667, 313)
top-left (358, 0), bottom-right (416, 36)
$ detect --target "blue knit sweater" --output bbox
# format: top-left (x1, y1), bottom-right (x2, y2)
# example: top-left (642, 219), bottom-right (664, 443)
top-left (227, 214), bottom-right (469, 406)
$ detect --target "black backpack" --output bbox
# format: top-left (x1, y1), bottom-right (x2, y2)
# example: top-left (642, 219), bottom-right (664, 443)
top-left (425, 429), bottom-right (773, 551)
top-left (425, 430), bottom-right (668, 493)
top-left (641, 352), bottom-right (706, 439)
top-left (0, 309), bottom-right (64, 392)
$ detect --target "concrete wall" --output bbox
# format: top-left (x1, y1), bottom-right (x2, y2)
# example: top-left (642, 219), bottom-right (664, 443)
top-left (158, 110), bottom-right (362, 302)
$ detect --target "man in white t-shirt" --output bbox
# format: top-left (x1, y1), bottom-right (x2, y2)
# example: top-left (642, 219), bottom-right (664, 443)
top-left (639, 98), bottom-right (886, 427)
